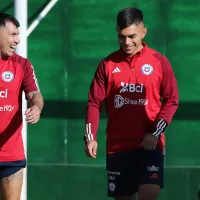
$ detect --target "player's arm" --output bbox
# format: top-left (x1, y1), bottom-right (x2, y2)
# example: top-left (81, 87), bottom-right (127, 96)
top-left (142, 56), bottom-right (178, 150)
top-left (22, 61), bottom-right (44, 124)
top-left (25, 91), bottom-right (44, 124)
top-left (84, 61), bottom-right (107, 158)
top-left (26, 91), bottom-right (44, 111)
top-left (151, 56), bottom-right (179, 138)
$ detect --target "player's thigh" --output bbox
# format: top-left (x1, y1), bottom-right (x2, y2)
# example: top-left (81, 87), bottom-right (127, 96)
top-left (0, 167), bottom-right (23, 200)
top-left (138, 184), bottom-right (160, 200)
top-left (106, 150), bottom-right (138, 198)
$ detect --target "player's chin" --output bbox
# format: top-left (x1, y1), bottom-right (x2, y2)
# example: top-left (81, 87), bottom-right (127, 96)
top-left (124, 50), bottom-right (135, 56)
top-left (7, 50), bottom-right (14, 57)
top-left (122, 47), bottom-right (135, 55)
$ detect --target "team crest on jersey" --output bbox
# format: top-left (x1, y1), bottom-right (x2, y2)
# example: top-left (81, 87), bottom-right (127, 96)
top-left (141, 64), bottom-right (154, 75)
top-left (109, 183), bottom-right (116, 192)
top-left (1, 71), bottom-right (14, 82)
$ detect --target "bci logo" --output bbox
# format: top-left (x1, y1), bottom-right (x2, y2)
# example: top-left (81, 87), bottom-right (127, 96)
top-left (120, 82), bottom-right (143, 93)
top-left (0, 89), bottom-right (8, 98)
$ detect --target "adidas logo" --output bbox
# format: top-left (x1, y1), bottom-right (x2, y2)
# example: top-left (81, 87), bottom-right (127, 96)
top-left (150, 173), bottom-right (158, 179)
top-left (112, 67), bottom-right (120, 73)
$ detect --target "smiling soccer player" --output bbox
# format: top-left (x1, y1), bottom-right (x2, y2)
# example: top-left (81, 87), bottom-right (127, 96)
top-left (84, 7), bottom-right (178, 200)
top-left (0, 13), bottom-right (44, 200)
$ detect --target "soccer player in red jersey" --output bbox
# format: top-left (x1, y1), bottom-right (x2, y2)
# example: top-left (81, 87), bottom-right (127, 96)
top-left (84, 8), bottom-right (178, 200)
top-left (0, 13), bottom-right (44, 199)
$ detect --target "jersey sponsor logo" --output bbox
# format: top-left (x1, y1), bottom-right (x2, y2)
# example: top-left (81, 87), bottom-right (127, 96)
top-left (114, 95), bottom-right (124, 108)
top-left (120, 82), bottom-right (143, 93)
top-left (1, 71), bottom-right (14, 82)
top-left (0, 89), bottom-right (8, 98)
top-left (141, 64), bottom-right (153, 75)
top-left (114, 95), bottom-right (148, 108)
top-left (0, 105), bottom-right (14, 112)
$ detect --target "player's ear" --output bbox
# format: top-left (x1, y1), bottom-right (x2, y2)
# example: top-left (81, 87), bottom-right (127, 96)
top-left (116, 25), bottom-right (120, 32)
top-left (141, 27), bottom-right (147, 39)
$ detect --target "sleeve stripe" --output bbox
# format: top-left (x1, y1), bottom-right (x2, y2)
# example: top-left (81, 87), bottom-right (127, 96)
top-left (86, 123), bottom-right (94, 141)
top-left (152, 119), bottom-right (167, 138)
top-left (31, 65), bottom-right (40, 91)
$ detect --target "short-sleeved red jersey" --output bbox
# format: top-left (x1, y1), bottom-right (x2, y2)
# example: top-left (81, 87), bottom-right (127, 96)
top-left (85, 43), bottom-right (178, 154)
top-left (0, 53), bottom-right (39, 162)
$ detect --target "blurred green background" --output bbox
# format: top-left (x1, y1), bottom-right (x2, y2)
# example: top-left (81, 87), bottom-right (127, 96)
top-left (1, 0), bottom-right (200, 199)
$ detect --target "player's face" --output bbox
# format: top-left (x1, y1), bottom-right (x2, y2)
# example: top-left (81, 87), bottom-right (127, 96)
top-left (0, 21), bottom-right (20, 58)
top-left (117, 23), bottom-right (147, 56)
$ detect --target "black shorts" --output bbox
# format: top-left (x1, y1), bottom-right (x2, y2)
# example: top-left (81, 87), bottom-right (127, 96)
top-left (106, 148), bottom-right (164, 197)
top-left (0, 160), bottom-right (26, 179)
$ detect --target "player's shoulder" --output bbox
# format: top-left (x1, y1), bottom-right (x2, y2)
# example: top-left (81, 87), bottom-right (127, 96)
top-left (94, 50), bottom-right (121, 72)
top-left (10, 53), bottom-right (32, 68)
top-left (97, 49), bottom-right (122, 69)
top-left (145, 45), bottom-right (170, 64)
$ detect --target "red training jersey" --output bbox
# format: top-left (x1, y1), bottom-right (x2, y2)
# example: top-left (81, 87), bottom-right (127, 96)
top-left (85, 43), bottom-right (178, 154)
top-left (0, 53), bottom-right (39, 162)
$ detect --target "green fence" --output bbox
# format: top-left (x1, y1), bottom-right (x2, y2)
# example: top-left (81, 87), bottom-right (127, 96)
top-left (1, 0), bottom-right (200, 199)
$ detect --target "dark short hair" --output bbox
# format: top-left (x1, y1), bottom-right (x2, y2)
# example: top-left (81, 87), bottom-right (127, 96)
top-left (117, 7), bottom-right (143, 30)
top-left (0, 13), bottom-right (20, 28)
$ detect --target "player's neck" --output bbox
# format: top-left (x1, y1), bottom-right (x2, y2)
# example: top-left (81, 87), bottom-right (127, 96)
top-left (125, 43), bottom-right (143, 59)
top-left (0, 53), bottom-right (9, 61)
top-left (130, 44), bottom-right (143, 57)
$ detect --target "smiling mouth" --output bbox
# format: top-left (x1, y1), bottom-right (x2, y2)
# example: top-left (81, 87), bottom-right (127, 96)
top-left (10, 46), bottom-right (16, 50)
top-left (125, 47), bottom-right (133, 50)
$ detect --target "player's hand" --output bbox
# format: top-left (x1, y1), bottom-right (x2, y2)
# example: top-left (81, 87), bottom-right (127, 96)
top-left (141, 133), bottom-right (158, 150)
top-left (84, 141), bottom-right (98, 159)
top-left (25, 105), bottom-right (41, 124)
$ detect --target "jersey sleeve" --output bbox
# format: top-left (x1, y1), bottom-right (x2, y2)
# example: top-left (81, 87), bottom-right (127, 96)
top-left (22, 60), bottom-right (40, 95)
top-left (85, 61), bottom-right (107, 142)
top-left (151, 56), bottom-right (179, 138)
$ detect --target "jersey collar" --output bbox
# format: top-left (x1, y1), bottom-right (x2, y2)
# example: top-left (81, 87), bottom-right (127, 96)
top-left (118, 42), bottom-right (147, 62)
